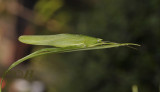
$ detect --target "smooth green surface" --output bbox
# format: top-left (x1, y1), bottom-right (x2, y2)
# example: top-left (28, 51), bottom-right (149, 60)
top-left (0, 34), bottom-right (140, 92)
top-left (19, 34), bottom-right (103, 47)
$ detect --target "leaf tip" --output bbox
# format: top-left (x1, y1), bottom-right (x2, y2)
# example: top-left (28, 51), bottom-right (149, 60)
top-left (18, 36), bottom-right (24, 43)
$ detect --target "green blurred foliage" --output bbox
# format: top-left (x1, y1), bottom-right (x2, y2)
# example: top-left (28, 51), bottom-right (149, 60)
top-left (35, 0), bottom-right (64, 21)
top-left (30, 0), bottom-right (160, 92)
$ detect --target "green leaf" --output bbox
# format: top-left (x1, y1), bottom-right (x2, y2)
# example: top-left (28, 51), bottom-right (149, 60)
top-left (0, 34), bottom-right (140, 92)
top-left (18, 34), bottom-right (103, 47)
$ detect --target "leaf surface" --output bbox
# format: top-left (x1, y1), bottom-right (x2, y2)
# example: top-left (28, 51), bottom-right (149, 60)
top-left (0, 34), bottom-right (140, 92)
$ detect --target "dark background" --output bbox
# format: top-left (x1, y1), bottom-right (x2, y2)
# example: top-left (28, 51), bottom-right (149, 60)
top-left (0, 0), bottom-right (160, 92)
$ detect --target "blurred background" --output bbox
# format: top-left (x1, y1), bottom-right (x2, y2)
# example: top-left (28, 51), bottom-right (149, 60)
top-left (0, 0), bottom-right (160, 92)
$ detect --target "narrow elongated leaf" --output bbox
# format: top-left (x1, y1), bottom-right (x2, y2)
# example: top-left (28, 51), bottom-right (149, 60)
top-left (18, 34), bottom-right (102, 47)
top-left (0, 34), bottom-right (140, 92)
